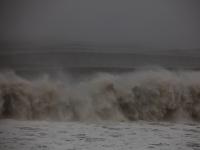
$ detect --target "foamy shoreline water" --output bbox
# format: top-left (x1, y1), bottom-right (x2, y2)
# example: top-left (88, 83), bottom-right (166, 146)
top-left (0, 120), bottom-right (199, 150)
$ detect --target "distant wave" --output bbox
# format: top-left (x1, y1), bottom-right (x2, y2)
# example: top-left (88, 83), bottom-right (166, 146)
top-left (0, 69), bottom-right (200, 122)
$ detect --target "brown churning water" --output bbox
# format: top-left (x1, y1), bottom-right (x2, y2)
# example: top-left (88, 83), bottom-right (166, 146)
top-left (0, 69), bottom-right (200, 122)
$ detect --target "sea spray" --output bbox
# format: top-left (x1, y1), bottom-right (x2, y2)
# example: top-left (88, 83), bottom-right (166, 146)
top-left (0, 69), bottom-right (200, 121)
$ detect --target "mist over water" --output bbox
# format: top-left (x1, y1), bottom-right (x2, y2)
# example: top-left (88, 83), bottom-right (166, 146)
top-left (0, 69), bottom-right (199, 122)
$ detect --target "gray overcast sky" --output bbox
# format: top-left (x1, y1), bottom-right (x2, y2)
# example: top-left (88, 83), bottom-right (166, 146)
top-left (0, 0), bottom-right (200, 49)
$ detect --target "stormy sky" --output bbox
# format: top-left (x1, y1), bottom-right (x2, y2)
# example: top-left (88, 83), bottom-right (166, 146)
top-left (0, 0), bottom-right (200, 49)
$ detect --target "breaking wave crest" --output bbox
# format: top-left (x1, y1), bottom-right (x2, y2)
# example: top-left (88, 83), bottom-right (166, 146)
top-left (0, 69), bottom-right (200, 122)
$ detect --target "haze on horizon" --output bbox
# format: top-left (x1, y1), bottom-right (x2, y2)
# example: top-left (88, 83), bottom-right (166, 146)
top-left (0, 0), bottom-right (200, 50)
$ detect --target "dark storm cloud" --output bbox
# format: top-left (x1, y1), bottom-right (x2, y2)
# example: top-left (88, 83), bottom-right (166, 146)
top-left (0, 0), bottom-right (200, 49)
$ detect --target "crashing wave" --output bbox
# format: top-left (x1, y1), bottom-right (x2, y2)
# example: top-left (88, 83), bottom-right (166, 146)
top-left (0, 69), bottom-right (200, 121)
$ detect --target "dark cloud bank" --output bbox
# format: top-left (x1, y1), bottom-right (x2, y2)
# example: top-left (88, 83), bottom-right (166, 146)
top-left (0, 0), bottom-right (200, 50)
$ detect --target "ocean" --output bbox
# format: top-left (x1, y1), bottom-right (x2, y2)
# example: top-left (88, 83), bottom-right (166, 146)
top-left (0, 49), bottom-right (200, 149)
